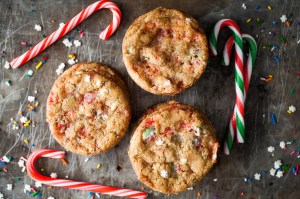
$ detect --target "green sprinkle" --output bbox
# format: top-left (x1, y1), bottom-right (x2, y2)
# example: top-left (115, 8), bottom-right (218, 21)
top-left (143, 127), bottom-right (155, 140)
top-left (15, 177), bottom-right (21, 181)
top-left (291, 139), bottom-right (295, 143)
top-left (289, 89), bottom-right (294, 95)
top-left (280, 35), bottom-right (285, 44)
top-left (282, 164), bottom-right (291, 171)
top-left (256, 18), bottom-right (264, 24)
top-left (5, 80), bottom-right (11, 86)
top-left (31, 191), bottom-right (40, 196)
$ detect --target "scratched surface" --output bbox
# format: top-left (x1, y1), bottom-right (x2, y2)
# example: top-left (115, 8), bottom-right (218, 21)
top-left (0, 0), bottom-right (300, 198)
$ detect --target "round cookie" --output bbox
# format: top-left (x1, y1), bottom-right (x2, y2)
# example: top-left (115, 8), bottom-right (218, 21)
top-left (122, 7), bottom-right (208, 96)
top-left (128, 101), bottom-right (218, 194)
top-left (46, 62), bottom-right (131, 155)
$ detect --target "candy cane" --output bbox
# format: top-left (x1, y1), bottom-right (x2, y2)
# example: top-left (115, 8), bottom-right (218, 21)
top-left (222, 34), bottom-right (257, 155)
top-left (10, 0), bottom-right (121, 69)
top-left (209, 19), bottom-right (245, 144)
top-left (26, 149), bottom-right (148, 199)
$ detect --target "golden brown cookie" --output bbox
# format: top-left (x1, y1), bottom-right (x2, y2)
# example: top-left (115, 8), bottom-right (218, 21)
top-left (122, 7), bottom-right (208, 96)
top-left (46, 63), bottom-right (131, 155)
top-left (128, 101), bottom-right (218, 194)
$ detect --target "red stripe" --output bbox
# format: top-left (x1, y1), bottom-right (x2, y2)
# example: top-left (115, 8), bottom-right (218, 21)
top-left (235, 97), bottom-right (244, 117)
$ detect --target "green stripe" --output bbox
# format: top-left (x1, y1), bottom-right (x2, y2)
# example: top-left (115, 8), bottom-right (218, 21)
top-left (209, 33), bottom-right (217, 50)
top-left (235, 70), bottom-right (244, 95)
top-left (225, 130), bottom-right (234, 151)
top-left (236, 117), bottom-right (245, 139)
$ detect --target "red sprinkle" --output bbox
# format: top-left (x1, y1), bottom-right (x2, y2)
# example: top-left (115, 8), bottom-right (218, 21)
top-left (290, 150), bottom-right (296, 155)
top-left (144, 120), bottom-right (155, 127)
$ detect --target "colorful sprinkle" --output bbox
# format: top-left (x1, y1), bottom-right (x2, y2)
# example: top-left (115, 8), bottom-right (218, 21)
top-left (271, 113), bottom-right (277, 125)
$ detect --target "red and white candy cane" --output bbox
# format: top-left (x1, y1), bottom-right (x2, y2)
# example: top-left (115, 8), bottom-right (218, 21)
top-left (209, 19), bottom-right (245, 146)
top-left (222, 34), bottom-right (257, 154)
top-left (10, 0), bottom-right (121, 69)
top-left (26, 149), bottom-right (148, 199)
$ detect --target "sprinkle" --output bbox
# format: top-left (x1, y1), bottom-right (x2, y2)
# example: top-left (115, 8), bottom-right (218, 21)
top-left (41, 34), bottom-right (46, 38)
top-left (254, 173), bottom-right (261, 180)
top-left (0, 192), bottom-right (4, 199)
top-left (267, 146), bottom-right (275, 153)
top-left (35, 61), bottom-right (43, 70)
top-left (267, 5), bottom-right (272, 10)
top-left (35, 181), bottom-right (42, 188)
top-left (51, 19), bottom-right (55, 23)
top-left (288, 105), bottom-right (296, 113)
top-left (68, 36), bottom-right (74, 41)
top-left (15, 177), bottom-right (21, 181)
top-left (274, 55), bottom-right (280, 63)
top-left (246, 18), bottom-right (251, 23)
top-left (0, 161), bottom-right (6, 165)
top-left (24, 184), bottom-right (31, 191)
top-left (79, 30), bottom-right (85, 37)
top-left (256, 18), bottom-right (264, 24)
top-left (160, 170), bottom-right (168, 178)
top-left (2, 156), bottom-right (11, 163)
top-left (242, 3), bottom-right (247, 9)
top-left (56, 63), bottom-right (66, 75)
top-left (60, 158), bottom-right (68, 165)
top-left (84, 158), bottom-right (90, 162)
top-left (59, 22), bottom-right (65, 29)
top-left (28, 96), bottom-right (35, 102)
top-left (270, 168), bottom-right (276, 176)
top-left (34, 24), bottom-right (42, 31)
top-left (3, 61), bottom-right (10, 69)
top-left (280, 35), bottom-right (286, 44)
top-left (74, 40), bottom-right (82, 47)
top-left (21, 41), bottom-right (28, 45)
top-left (197, 191), bottom-right (201, 197)
top-left (5, 80), bottom-right (11, 86)
top-left (20, 116), bottom-right (28, 123)
top-left (255, 5), bottom-right (260, 10)
top-left (142, 127), bottom-right (155, 140)
top-left (271, 113), bottom-right (277, 125)
top-left (290, 150), bottom-right (296, 155)
top-left (274, 160), bottom-right (282, 169)
top-left (279, 141), bottom-right (286, 149)
top-left (285, 21), bottom-right (291, 27)
top-left (280, 15), bottom-right (287, 23)
top-left (289, 89), bottom-right (294, 95)
top-left (273, 21), bottom-right (278, 25)
top-left (97, 164), bottom-right (101, 169)
top-left (63, 38), bottom-right (73, 47)
top-left (282, 164), bottom-right (291, 171)
top-left (25, 70), bottom-right (34, 78)
top-left (187, 187), bottom-right (193, 190)
top-left (276, 170), bottom-right (283, 178)
top-left (7, 184), bottom-right (13, 191)
top-left (47, 197), bottom-right (55, 199)
top-left (50, 173), bottom-right (57, 178)
top-left (23, 139), bottom-right (28, 143)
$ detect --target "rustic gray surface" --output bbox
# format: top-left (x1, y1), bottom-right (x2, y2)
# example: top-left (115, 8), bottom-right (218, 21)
top-left (0, 0), bottom-right (299, 198)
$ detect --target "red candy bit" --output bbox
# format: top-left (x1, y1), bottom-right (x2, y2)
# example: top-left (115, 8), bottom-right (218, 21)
top-left (144, 120), bottom-right (155, 127)
top-left (180, 122), bottom-right (187, 129)
top-left (80, 128), bottom-right (86, 137)
top-left (176, 164), bottom-right (181, 172)
top-left (164, 127), bottom-right (172, 136)
top-left (67, 110), bottom-right (74, 119)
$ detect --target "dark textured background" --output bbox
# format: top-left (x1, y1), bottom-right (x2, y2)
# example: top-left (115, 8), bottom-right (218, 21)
top-left (0, 0), bottom-right (299, 198)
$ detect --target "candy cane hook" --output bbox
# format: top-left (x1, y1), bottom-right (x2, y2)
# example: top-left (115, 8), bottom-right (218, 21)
top-left (10, 0), bottom-right (121, 69)
top-left (26, 149), bottom-right (148, 199)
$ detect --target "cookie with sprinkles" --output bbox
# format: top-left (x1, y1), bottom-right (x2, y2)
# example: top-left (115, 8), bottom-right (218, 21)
top-left (46, 63), bottom-right (131, 155)
top-left (128, 101), bottom-right (218, 194)
top-left (122, 7), bottom-right (208, 96)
